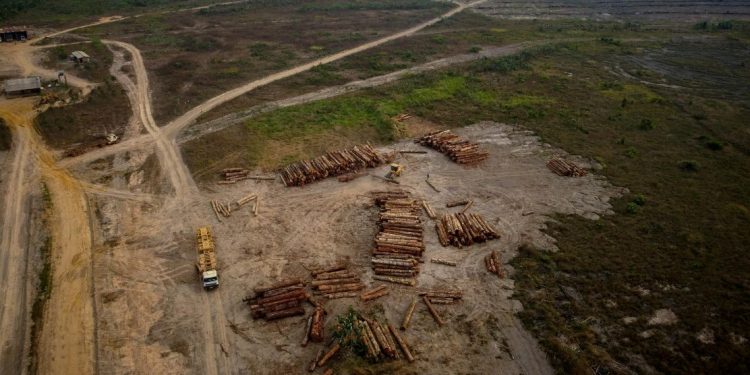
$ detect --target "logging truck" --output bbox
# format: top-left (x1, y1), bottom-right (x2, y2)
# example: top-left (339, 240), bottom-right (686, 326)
top-left (196, 226), bottom-right (219, 290)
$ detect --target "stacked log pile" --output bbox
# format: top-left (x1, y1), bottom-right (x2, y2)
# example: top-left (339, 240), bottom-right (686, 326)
top-left (219, 168), bottom-right (276, 184)
top-left (372, 192), bottom-right (424, 286)
top-left (435, 212), bottom-right (500, 248)
top-left (310, 265), bottom-right (364, 299)
top-left (546, 157), bottom-right (587, 177)
top-left (352, 315), bottom-right (412, 362)
top-left (245, 279), bottom-right (307, 321)
top-left (418, 289), bottom-right (463, 304)
top-left (484, 250), bottom-right (504, 278)
top-left (415, 130), bottom-right (488, 164)
top-left (360, 285), bottom-right (389, 302)
top-left (279, 144), bottom-right (382, 187)
top-left (211, 200), bottom-right (232, 218)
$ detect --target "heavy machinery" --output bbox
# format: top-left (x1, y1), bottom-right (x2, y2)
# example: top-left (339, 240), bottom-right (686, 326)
top-left (385, 163), bottom-right (404, 179)
top-left (196, 226), bottom-right (219, 290)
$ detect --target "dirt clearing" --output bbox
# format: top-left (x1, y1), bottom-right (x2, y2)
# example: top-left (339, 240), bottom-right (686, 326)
top-left (89, 121), bottom-right (622, 373)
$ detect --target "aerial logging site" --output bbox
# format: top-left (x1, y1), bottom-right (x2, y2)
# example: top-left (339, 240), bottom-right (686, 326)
top-left (1, 0), bottom-right (748, 374)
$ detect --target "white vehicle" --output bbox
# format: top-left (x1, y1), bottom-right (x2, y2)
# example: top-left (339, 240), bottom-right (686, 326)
top-left (196, 226), bottom-right (219, 290)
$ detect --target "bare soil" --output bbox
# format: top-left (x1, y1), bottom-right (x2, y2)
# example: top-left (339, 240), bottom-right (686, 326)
top-left (87, 121), bottom-right (623, 374)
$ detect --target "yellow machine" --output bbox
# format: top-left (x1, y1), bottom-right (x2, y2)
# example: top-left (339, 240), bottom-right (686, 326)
top-left (385, 163), bottom-right (404, 179)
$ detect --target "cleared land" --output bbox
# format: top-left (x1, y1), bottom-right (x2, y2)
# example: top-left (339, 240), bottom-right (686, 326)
top-left (76, 0), bottom-right (452, 124)
top-left (1, 1), bottom-right (749, 374)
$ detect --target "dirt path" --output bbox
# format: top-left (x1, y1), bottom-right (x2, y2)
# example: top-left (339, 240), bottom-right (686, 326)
top-left (0, 99), bottom-right (35, 375)
top-left (181, 42), bottom-right (529, 143)
top-left (162, 0), bottom-right (488, 139)
top-left (103, 40), bottom-right (198, 199)
top-left (0, 99), bottom-right (95, 375)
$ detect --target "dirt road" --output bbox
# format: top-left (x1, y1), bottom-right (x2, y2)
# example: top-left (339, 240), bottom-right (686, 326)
top-left (0, 99), bottom-right (95, 375)
top-left (0, 99), bottom-right (35, 375)
top-left (104, 40), bottom-right (198, 199)
top-left (162, 0), bottom-right (488, 138)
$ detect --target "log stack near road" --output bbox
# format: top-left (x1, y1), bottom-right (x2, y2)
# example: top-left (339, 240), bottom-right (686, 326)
top-left (245, 279), bottom-right (307, 321)
top-left (415, 130), bottom-right (488, 164)
top-left (219, 168), bottom-right (276, 184)
top-left (280, 144), bottom-right (382, 187)
top-left (310, 265), bottom-right (364, 299)
top-left (371, 191), bottom-right (424, 286)
top-left (546, 157), bottom-right (587, 177)
top-left (435, 212), bottom-right (500, 248)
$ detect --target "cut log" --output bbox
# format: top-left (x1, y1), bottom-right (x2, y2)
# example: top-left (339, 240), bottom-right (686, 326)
top-left (310, 306), bottom-right (325, 343)
top-left (317, 343), bottom-right (340, 367)
top-left (373, 275), bottom-right (415, 286)
top-left (301, 315), bottom-right (313, 347)
top-left (423, 296), bottom-right (445, 326)
top-left (388, 324), bottom-right (415, 362)
top-left (309, 349), bottom-right (324, 372)
top-left (401, 297), bottom-right (418, 330)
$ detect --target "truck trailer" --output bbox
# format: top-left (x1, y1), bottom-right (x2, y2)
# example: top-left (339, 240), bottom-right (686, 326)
top-left (196, 226), bottom-right (219, 290)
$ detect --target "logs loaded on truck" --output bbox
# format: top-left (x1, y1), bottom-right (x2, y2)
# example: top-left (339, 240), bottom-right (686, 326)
top-left (415, 130), bottom-right (488, 165)
top-left (196, 226), bottom-right (219, 290)
top-left (280, 144), bottom-right (383, 187)
top-left (546, 157), bottom-right (587, 177)
top-left (371, 191), bottom-right (424, 286)
top-left (435, 212), bottom-right (500, 248)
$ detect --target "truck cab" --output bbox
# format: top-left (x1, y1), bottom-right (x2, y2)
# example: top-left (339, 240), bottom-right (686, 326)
top-left (202, 270), bottom-right (219, 290)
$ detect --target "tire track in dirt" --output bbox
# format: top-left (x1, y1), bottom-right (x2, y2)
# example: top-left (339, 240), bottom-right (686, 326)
top-left (162, 0), bottom-right (489, 139)
top-left (0, 99), bottom-right (96, 375)
top-left (0, 100), bottom-right (34, 375)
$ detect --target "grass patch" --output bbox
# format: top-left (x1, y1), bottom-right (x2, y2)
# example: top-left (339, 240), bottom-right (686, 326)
top-left (28, 183), bottom-right (53, 374)
top-left (188, 36), bottom-right (750, 374)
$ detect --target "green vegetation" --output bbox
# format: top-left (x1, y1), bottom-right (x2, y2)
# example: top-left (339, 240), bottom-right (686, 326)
top-left (188, 34), bottom-right (750, 374)
top-left (28, 183), bottom-right (53, 374)
top-left (4, 0), bottom-right (217, 25)
top-left (299, 0), bottom-right (448, 12)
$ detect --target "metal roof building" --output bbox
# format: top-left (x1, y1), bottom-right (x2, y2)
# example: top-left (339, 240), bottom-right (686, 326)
top-left (71, 51), bottom-right (90, 63)
top-left (4, 77), bottom-right (41, 96)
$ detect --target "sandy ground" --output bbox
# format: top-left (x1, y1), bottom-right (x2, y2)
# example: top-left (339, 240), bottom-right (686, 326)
top-left (87, 120), bottom-right (623, 374)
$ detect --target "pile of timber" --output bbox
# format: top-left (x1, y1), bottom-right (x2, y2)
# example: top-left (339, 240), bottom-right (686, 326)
top-left (211, 200), bottom-right (232, 218)
top-left (310, 265), bottom-right (364, 299)
top-left (219, 168), bottom-right (276, 184)
top-left (372, 192), bottom-right (424, 286)
top-left (353, 314), bottom-right (414, 362)
top-left (546, 157), bottom-right (587, 177)
top-left (484, 250), bottom-right (504, 278)
top-left (435, 212), bottom-right (500, 248)
top-left (360, 285), bottom-right (389, 302)
top-left (418, 289), bottom-right (463, 305)
top-left (245, 279), bottom-right (307, 321)
top-left (415, 130), bottom-right (488, 164)
top-left (279, 145), bottom-right (382, 187)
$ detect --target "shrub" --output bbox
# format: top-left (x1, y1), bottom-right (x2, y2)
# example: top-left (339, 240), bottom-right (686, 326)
top-left (678, 160), bottom-right (700, 172)
top-left (469, 46), bottom-right (482, 53)
top-left (626, 202), bottom-right (640, 214)
top-left (639, 118), bottom-right (654, 130)
top-left (624, 147), bottom-right (638, 158)
top-left (633, 194), bottom-right (646, 206)
top-left (706, 139), bottom-right (724, 151)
